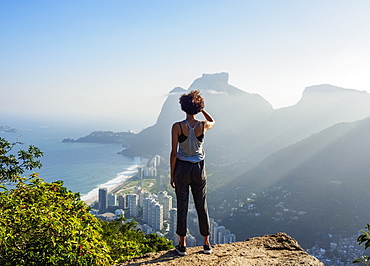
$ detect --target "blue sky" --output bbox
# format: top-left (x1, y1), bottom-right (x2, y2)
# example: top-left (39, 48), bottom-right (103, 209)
top-left (1, 1), bottom-right (370, 131)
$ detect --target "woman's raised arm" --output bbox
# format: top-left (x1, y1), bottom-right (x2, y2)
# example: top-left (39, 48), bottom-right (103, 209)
top-left (201, 109), bottom-right (215, 130)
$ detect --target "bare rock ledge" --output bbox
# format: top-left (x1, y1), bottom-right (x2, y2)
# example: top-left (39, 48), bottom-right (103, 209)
top-left (116, 232), bottom-right (323, 266)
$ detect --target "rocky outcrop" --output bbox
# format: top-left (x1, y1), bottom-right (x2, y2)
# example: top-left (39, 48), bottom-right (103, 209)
top-left (117, 233), bottom-right (323, 266)
top-left (0, 125), bottom-right (21, 133)
top-left (62, 131), bottom-right (136, 145)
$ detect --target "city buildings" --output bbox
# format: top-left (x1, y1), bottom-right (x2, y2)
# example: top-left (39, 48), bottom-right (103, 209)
top-left (98, 188), bottom-right (108, 213)
top-left (94, 154), bottom-right (237, 247)
top-left (186, 230), bottom-right (197, 247)
top-left (209, 219), bottom-right (237, 245)
top-left (158, 191), bottom-right (172, 220)
top-left (153, 203), bottom-right (163, 231)
top-left (169, 208), bottom-right (178, 241)
top-left (163, 194), bottom-right (172, 219)
top-left (127, 194), bottom-right (138, 218)
top-left (117, 194), bottom-right (126, 209)
top-left (108, 193), bottom-right (117, 206)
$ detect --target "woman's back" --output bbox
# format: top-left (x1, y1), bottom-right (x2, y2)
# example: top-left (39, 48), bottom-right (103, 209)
top-left (178, 120), bottom-right (204, 139)
top-left (177, 120), bottom-right (205, 163)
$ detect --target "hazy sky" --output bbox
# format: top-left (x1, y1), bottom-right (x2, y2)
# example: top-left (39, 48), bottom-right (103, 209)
top-left (1, 1), bottom-right (370, 131)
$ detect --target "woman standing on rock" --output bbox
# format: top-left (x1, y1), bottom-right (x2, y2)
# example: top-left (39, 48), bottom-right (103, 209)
top-left (170, 90), bottom-right (215, 255)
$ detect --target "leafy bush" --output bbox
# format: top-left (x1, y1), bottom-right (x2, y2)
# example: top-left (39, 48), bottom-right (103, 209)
top-left (100, 217), bottom-right (173, 263)
top-left (0, 137), bottom-right (173, 265)
top-left (0, 174), bottom-right (112, 266)
top-left (0, 137), bottom-right (43, 183)
top-left (354, 223), bottom-right (370, 265)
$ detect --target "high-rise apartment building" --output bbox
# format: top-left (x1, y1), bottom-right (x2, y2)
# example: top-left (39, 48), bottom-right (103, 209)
top-left (152, 203), bottom-right (163, 231)
top-left (157, 191), bottom-right (172, 220)
top-left (210, 218), bottom-right (218, 245)
top-left (148, 166), bottom-right (157, 177)
top-left (117, 194), bottom-right (126, 209)
top-left (138, 190), bottom-right (150, 208)
top-left (138, 167), bottom-right (143, 179)
top-left (127, 194), bottom-right (138, 218)
top-left (148, 199), bottom-right (157, 227)
top-left (143, 197), bottom-right (153, 223)
top-left (149, 156), bottom-right (157, 168)
top-left (163, 194), bottom-right (172, 220)
top-left (225, 232), bottom-right (237, 243)
top-left (169, 208), bottom-right (177, 240)
top-left (98, 188), bottom-right (108, 214)
top-left (216, 226), bottom-right (226, 244)
top-left (158, 191), bottom-right (167, 204)
top-left (108, 193), bottom-right (117, 206)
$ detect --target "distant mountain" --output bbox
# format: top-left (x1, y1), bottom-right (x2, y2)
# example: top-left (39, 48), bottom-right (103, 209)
top-left (62, 131), bottom-right (136, 146)
top-left (121, 76), bottom-right (370, 174)
top-left (216, 116), bottom-right (370, 247)
top-left (70, 74), bottom-right (370, 175)
top-left (244, 84), bottom-right (370, 168)
top-left (120, 72), bottom-right (274, 163)
top-left (236, 115), bottom-right (370, 197)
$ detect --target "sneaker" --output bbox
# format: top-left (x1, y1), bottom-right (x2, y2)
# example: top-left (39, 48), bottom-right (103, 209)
top-left (203, 244), bottom-right (212, 254)
top-left (175, 244), bottom-right (187, 256)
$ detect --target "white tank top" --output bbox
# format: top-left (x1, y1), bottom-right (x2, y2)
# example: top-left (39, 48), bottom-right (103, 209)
top-left (177, 120), bottom-right (205, 163)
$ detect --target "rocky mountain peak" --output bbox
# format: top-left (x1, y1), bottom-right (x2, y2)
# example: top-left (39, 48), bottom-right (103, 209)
top-left (169, 87), bottom-right (186, 94)
top-left (117, 233), bottom-right (323, 266)
top-left (295, 84), bottom-right (370, 109)
top-left (188, 72), bottom-right (240, 94)
top-left (300, 84), bottom-right (369, 100)
top-left (201, 72), bottom-right (229, 82)
top-left (303, 84), bottom-right (366, 95)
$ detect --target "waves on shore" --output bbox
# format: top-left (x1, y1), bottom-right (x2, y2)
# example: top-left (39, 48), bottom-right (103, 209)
top-left (81, 157), bottom-right (141, 204)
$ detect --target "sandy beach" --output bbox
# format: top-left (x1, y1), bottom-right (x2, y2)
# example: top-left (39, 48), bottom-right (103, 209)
top-left (81, 164), bottom-right (140, 206)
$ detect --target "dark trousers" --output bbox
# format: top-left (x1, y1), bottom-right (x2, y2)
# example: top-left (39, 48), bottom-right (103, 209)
top-left (174, 159), bottom-right (210, 237)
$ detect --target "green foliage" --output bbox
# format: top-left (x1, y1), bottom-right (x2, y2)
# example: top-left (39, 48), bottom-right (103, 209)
top-left (0, 137), bottom-right (173, 265)
top-left (354, 224), bottom-right (370, 265)
top-left (100, 217), bottom-right (173, 263)
top-left (0, 174), bottom-right (112, 265)
top-left (0, 137), bottom-right (43, 183)
top-left (142, 232), bottom-right (174, 251)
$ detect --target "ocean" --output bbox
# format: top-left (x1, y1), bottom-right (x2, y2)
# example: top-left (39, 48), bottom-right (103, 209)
top-left (0, 123), bottom-right (138, 202)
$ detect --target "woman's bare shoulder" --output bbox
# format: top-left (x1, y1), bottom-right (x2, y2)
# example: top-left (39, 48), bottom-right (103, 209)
top-left (172, 121), bottom-right (182, 131)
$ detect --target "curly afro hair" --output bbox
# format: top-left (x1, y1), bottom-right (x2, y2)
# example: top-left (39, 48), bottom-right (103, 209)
top-left (179, 90), bottom-right (205, 115)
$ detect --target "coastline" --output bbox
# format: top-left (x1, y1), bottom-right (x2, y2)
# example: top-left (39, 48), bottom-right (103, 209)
top-left (1, 128), bottom-right (145, 207)
top-left (81, 157), bottom-right (142, 206)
